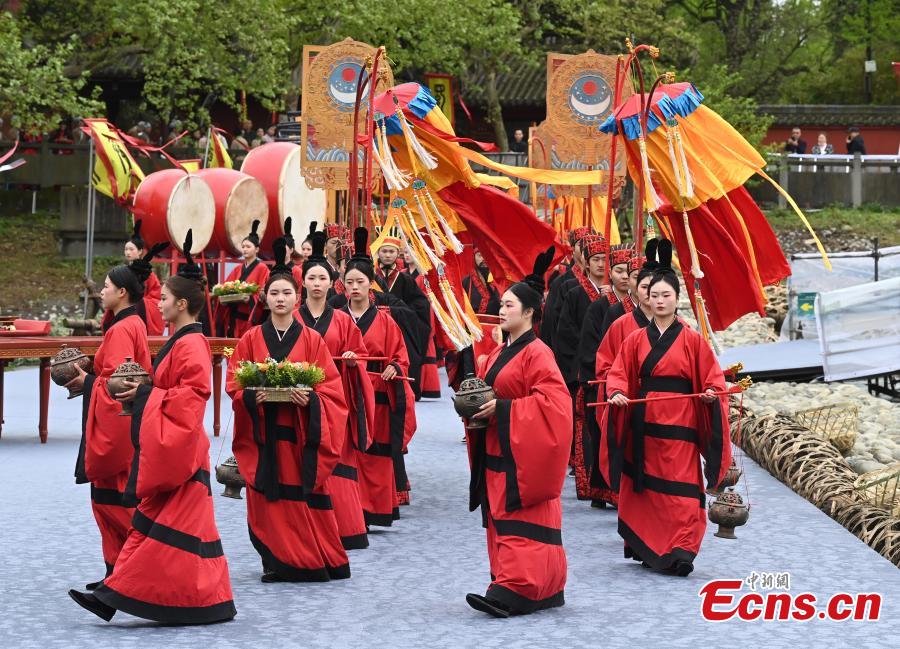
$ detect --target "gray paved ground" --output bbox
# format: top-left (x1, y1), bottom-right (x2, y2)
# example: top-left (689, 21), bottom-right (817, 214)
top-left (0, 365), bottom-right (897, 648)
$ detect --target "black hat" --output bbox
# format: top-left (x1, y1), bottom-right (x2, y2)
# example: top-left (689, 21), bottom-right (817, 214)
top-left (302, 231), bottom-right (332, 278)
top-left (130, 241), bottom-right (169, 283)
top-left (509, 245), bottom-right (554, 314)
top-left (244, 219), bottom-right (261, 247)
top-left (177, 229), bottom-right (203, 281)
top-left (283, 216), bottom-right (295, 248)
top-left (270, 237), bottom-right (292, 277)
top-left (128, 219), bottom-right (146, 250)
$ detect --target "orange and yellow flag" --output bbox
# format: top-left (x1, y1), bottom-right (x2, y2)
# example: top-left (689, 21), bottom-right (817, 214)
top-left (82, 118), bottom-right (144, 204)
top-left (207, 127), bottom-right (233, 169)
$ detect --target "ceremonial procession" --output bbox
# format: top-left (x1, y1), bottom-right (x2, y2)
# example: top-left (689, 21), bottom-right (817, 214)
top-left (1, 2), bottom-right (899, 647)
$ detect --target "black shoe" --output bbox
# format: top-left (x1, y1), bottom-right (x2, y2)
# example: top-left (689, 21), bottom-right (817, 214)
top-left (68, 590), bottom-right (116, 622)
top-left (672, 560), bottom-right (694, 577)
top-left (261, 571), bottom-right (284, 583)
top-left (84, 579), bottom-right (103, 591)
top-left (568, 467), bottom-right (576, 476)
top-left (466, 593), bottom-right (510, 618)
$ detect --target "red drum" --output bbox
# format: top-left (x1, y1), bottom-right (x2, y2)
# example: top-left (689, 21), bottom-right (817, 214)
top-left (240, 142), bottom-right (327, 248)
top-left (132, 169), bottom-right (215, 253)
top-left (195, 168), bottom-right (268, 256)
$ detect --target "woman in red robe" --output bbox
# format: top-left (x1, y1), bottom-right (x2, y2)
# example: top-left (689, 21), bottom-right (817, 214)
top-left (101, 221), bottom-right (167, 335)
top-left (228, 240), bottom-right (350, 582)
top-left (299, 231), bottom-right (376, 549)
top-left (339, 228), bottom-right (417, 527)
top-left (69, 232), bottom-right (236, 624)
top-left (605, 246), bottom-right (731, 577)
top-left (214, 219), bottom-right (270, 338)
top-left (68, 264), bottom-right (152, 588)
top-left (464, 247), bottom-right (572, 618)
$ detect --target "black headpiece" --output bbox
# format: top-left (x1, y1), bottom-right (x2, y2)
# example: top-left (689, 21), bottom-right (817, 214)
top-left (509, 245), bottom-right (554, 314)
top-left (270, 237), bottom-right (292, 277)
top-left (283, 216), bottom-right (295, 248)
top-left (177, 229), bottom-right (203, 281)
top-left (302, 231), bottom-right (332, 278)
top-left (130, 241), bottom-right (169, 283)
top-left (128, 219), bottom-right (146, 250)
top-left (244, 219), bottom-right (261, 247)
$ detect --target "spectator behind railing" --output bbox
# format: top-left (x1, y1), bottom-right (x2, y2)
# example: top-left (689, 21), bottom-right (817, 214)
top-left (784, 126), bottom-right (808, 154)
top-left (846, 126), bottom-right (867, 155)
top-left (811, 133), bottom-right (833, 155)
top-left (52, 123), bottom-right (74, 156)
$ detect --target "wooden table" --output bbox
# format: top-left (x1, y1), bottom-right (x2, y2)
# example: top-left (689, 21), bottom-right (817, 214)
top-left (0, 336), bottom-right (238, 443)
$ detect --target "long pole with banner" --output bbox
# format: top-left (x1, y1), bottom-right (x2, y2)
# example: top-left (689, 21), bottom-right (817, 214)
top-left (83, 137), bottom-right (96, 318)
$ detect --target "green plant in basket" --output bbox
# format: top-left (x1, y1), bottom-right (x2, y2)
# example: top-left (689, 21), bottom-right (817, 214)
top-left (234, 360), bottom-right (267, 388)
top-left (213, 280), bottom-right (259, 296)
top-left (235, 358), bottom-right (326, 389)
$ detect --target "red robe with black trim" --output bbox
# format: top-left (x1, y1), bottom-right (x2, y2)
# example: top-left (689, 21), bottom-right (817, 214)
top-left (413, 273), bottom-right (441, 399)
top-left (228, 319), bottom-right (350, 581)
top-left (299, 304), bottom-right (376, 550)
top-left (75, 305), bottom-right (151, 574)
top-left (214, 260), bottom-right (270, 338)
top-left (95, 324), bottom-right (235, 623)
top-left (467, 331), bottom-right (571, 614)
top-left (604, 319), bottom-right (731, 574)
top-left (343, 304), bottom-right (416, 527)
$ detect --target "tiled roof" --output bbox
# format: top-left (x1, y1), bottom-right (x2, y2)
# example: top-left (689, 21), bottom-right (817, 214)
top-left (463, 61), bottom-right (546, 108)
top-left (758, 104), bottom-right (900, 127)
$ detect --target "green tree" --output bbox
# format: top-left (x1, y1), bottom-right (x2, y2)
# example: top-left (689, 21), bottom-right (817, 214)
top-left (17, 0), bottom-right (293, 131)
top-left (0, 10), bottom-right (103, 134)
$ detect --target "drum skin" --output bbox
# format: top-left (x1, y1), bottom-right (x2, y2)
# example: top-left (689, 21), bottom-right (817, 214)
top-left (132, 169), bottom-right (215, 253)
top-left (240, 142), bottom-right (327, 248)
top-left (195, 168), bottom-right (268, 256)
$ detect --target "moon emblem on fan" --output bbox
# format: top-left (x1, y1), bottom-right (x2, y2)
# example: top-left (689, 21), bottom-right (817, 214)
top-left (328, 60), bottom-right (365, 111)
top-left (568, 74), bottom-right (613, 125)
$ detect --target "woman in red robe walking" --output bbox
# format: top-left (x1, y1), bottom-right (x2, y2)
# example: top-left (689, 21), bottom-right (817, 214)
top-left (605, 245), bottom-right (731, 576)
top-left (339, 228), bottom-right (417, 527)
top-left (464, 247), bottom-right (572, 618)
top-left (228, 240), bottom-right (350, 582)
top-left (69, 231), bottom-right (236, 624)
top-left (68, 264), bottom-right (152, 588)
top-left (298, 231), bottom-right (376, 549)
top-left (215, 219), bottom-right (270, 338)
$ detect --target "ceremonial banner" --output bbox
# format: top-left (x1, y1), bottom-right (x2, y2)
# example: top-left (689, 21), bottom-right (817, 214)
top-left (424, 74), bottom-right (455, 128)
top-left (82, 118), bottom-right (144, 205)
top-left (208, 128), bottom-right (233, 169)
top-left (300, 38), bottom-right (394, 190)
top-left (531, 51), bottom-right (633, 198)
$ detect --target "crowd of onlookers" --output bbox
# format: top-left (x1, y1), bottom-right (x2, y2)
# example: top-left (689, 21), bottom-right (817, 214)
top-left (0, 117), bottom-right (279, 154)
top-left (783, 126), bottom-right (867, 155)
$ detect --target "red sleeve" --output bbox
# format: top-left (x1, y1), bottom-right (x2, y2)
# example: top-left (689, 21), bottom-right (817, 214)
top-left (382, 314), bottom-right (417, 447)
top-left (693, 334), bottom-right (732, 490)
top-left (303, 332), bottom-right (348, 490)
top-left (82, 319), bottom-right (151, 481)
top-left (225, 331), bottom-right (254, 399)
top-left (127, 337), bottom-right (211, 500)
top-left (496, 343), bottom-right (573, 509)
top-left (339, 320), bottom-right (376, 451)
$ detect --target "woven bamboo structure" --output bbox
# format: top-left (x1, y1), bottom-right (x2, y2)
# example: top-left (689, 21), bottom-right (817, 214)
top-left (730, 406), bottom-right (900, 567)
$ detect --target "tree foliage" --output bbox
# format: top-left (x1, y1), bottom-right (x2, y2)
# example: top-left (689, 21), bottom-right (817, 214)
top-left (0, 10), bottom-right (103, 134)
top-left (3, 0), bottom-right (897, 142)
